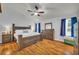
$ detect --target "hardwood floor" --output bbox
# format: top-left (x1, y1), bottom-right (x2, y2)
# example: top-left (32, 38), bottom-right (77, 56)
top-left (0, 39), bottom-right (74, 55)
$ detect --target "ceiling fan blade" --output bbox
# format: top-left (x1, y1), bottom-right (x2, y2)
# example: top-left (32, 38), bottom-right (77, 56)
top-left (31, 14), bottom-right (34, 16)
top-left (27, 10), bottom-right (33, 12)
top-left (35, 5), bottom-right (38, 10)
top-left (38, 14), bottom-right (40, 16)
top-left (38, 11), bottom-right (44, 13)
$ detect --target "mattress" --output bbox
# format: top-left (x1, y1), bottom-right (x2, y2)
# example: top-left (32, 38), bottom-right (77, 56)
top-left (14, 32), bottom-right (40, 43)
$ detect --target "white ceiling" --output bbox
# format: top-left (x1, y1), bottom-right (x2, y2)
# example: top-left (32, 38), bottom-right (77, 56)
top-left (1, 3), bottom-right (79, 19)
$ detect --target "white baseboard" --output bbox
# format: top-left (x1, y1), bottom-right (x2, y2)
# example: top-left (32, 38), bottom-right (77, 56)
top-left (54, 39), bottom-right (64, 42)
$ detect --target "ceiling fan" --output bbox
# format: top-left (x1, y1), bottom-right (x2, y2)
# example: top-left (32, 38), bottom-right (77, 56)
top-left (27, 5), bottom-right (44, 16)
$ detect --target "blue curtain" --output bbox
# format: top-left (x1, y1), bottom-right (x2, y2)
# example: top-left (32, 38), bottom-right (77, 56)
top-left (60, 19), bottom-right (66, 36)
top-left (60, 17), bottom-right (77, 37)
top-left (38, 23), bottom-right (41, 33)
top-left (35, 23), bottom-right (41, 33)
top-left (71, 17), bottom-right (77, 37)
top-left (35, 23), bottom-right (37, 32)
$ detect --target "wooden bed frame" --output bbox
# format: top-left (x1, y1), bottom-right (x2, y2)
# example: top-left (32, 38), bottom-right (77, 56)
top-left (12, 24), bottom-right (42, 49)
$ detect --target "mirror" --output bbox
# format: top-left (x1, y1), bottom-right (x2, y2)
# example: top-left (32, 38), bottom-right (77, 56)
top-left (45, 23), bottom-right (52, 30)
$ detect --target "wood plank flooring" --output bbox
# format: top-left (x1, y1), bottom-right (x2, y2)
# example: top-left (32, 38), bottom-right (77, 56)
top-left (0, 39), bottom-right (74, 55)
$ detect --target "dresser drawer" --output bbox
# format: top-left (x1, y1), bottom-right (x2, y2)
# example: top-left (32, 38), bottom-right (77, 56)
top-left (2, 34), bottom-right (11, 43)
top-left (41, 29), bottom-right (54, 40)
top-left (2, 39), bottom-right (10, 43)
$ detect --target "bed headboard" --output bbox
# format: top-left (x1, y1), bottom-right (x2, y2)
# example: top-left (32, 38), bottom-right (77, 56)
top-left (12, 24), bottom-right (31, 40)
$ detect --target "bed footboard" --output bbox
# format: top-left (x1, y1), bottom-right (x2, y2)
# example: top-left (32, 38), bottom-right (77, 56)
top-left (18, 35), bottom-right (42, 49)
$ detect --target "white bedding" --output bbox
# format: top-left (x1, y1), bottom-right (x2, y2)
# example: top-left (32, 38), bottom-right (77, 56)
top-left (14, 32), bottom-right (40, 43)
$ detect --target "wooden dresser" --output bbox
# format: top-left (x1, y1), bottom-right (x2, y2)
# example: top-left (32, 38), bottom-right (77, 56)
top-left (2, 34), bottom-right (11, 43)
top-left (41, 29), bottom-right (54, 40)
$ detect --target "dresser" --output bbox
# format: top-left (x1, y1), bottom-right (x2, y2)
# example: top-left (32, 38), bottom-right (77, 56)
top-left (2, 34), bottom-right (11, 43)
top-left (41, 29), bottom-right (54, 40)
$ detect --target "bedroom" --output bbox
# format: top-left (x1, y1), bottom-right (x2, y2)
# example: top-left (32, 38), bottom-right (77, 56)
top-left (0, 3), bottom-right (78, 55)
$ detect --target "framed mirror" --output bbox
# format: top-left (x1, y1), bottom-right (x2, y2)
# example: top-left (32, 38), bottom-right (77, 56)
top-left (45, 23), bottom-right (52, 30)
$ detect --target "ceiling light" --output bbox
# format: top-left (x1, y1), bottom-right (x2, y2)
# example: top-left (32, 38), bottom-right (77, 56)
top-left (34, 13), bottom-right (38, 15)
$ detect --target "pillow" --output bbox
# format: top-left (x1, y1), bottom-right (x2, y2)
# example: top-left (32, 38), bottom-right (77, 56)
top-left (15, 30), bottom-right (23, 34)
top-left (23, 30), bottom-right (29, 33)
top-left (28, 29), bottom-right (32, 32)
top-left (23, 29), bottom-right (32, 33)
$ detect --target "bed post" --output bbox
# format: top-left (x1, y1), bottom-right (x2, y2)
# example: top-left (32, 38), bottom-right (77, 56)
top-left (12, 24), bottom-right (15, 41)
top-left (18, 35), bottom-right (22, 49)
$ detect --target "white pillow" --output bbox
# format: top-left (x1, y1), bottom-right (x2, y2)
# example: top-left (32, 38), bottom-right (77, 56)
top-left (28, 29), bottom-right (32, 32)
top-left (23, 29), bottom-right (32, 33)
top-left (23, 30), bottom-right (29, 33)
top-left (15, 30), bottom-right (23, 34)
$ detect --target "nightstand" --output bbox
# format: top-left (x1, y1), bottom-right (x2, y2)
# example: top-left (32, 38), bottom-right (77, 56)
top-left (2, 34), bottom-right (11, 43)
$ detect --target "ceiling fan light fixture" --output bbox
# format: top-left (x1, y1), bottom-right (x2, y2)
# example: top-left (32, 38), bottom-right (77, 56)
top-left (34, 13), bottom-right (38, 15)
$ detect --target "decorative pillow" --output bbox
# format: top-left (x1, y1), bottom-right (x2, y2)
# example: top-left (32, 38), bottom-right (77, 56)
top-left (22, 29), bottom-right (31, 33)
top-left (23, 30), bottom-right (29, 33)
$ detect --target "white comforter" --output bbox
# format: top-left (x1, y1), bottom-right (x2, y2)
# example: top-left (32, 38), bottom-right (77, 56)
top-left (14, 32), bottom-right (40, 43)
